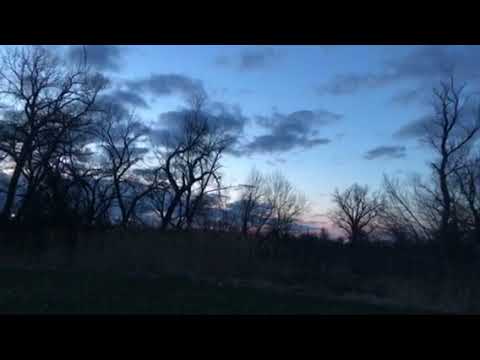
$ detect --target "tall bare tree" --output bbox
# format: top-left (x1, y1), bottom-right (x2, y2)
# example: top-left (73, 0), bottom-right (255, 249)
top-left (0, 46), bottom-right (106, 223)
top-left (152, 97), bottom-right (233, 230)
top-left (95, 107), bottom-right (155, 227)
top-left (423, 76), bottom-right (480, 243)
top-left (453, 151), bottom-right (480, 242)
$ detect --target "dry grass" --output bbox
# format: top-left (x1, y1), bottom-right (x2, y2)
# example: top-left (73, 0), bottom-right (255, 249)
top-left (0, 229), bottom-right (478, 313)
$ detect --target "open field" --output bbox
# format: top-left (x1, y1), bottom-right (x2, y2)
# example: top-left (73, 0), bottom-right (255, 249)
top-left (0, 267), bottom-right (425, 314)
top-left (0, 229), bottom-right (476, 313)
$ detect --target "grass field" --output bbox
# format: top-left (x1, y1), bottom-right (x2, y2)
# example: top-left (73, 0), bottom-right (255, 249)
top-left (0, 267), bottom-right (425, 314)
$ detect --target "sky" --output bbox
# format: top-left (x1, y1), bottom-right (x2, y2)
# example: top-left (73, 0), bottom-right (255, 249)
top-left (5, 45), bottom-right (480, 232)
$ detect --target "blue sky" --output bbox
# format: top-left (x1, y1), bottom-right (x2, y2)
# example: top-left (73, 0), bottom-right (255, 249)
top-left (9, 45), bottom-right (480, 230)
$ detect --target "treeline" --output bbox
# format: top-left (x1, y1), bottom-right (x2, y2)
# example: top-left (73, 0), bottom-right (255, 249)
top-left (0, 46), bottom-right (307, 236)
top-left (328, 77), bottom-right (480, 261)
top-left (0, 46), bottom-right (479, 261)
top-left (224, 76), bottom-right (480, 260)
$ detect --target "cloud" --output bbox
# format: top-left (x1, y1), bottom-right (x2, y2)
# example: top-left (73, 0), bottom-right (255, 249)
top-left (207, 101), bottom-right (250, 132)
top-left (215, 46), bottom-right (283, 71)
top-left (99, 73), bottom-right (207, 111)
top-left (94, 86), bottom-right (151, 117)
top-left (317, 46), bottom-right (480, 99)
top-left (392, 115), bottom-right (431, 140)
top-left (385, 45), bottom-right (457, 79)
top-left (149, 101), bottom-right (248, 149)
top-left (126, 74), bottom-right (206, 100)
top-left (390, 88), bottom-right (425, 105)
top-left (393, 104), bottom-right (480, 142)
top-left (67, 45), bottom-right (127, 72)
top-left (256, 109), bottom-right (342, 130)
top-left (109, 89), bottom-right (150, 109)
top-left (317, 73), bottom-right (394, 95)
top-left (248, 134), bottom-right (331, 153)
top-left (158, 102), bottom-right (247, 133)
top-left (243, 109), bottom-right (340, 154)
top-left (151, 107), bottom-right (339, 156)
top-left (364, 145), bottom-right (407, 160)
top-left (215, 55), bottom-right (230, 66)
top-left (93, 95), bottom-right (130, 118)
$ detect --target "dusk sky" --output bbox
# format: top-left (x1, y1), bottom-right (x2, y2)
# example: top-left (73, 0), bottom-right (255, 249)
top-left (9, 45), bottom-right (480, 231)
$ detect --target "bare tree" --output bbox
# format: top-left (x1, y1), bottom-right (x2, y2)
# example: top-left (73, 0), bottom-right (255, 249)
top-left (423, 76), bottom-right (480, 243)
top-left (152, 97), bottom-right (233, 230)
top-left (453, 151), bottom-right (480, 242)
top-left (0, 46), bottom-right (106, 223)
top-left (235, 170), bottom-right (307, 240)
top-left (237, 168), bottom-right (267, 237)
top-left (95, 107), bottom-right (155, 227)
top-left (264, 171), bottom-right (308, 237)
top-left (67, 163), bottom-right (115, 228)
top-left (381, 174), bottom-right (432, 243)
top-left (247, 171), bottom-right (308, 258)
top-left (329, 183), bottom-right (384, 245)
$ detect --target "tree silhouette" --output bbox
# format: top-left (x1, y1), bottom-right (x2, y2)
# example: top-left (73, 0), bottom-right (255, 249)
top-left (422, 76), bottom-right (480, 245)
top-left (0, 46), bottom-right (106, 224)
top-left (330, 183), bottom-right (384, 245)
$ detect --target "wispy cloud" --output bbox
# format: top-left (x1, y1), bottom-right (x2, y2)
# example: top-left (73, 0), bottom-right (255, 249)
top-left (109, 89), bottom-right (150, 109)
top-left (317, 73), bottom-right (395, 95)
top-left (126, 73), bottom-right (207, 100)
top-left (317, 46), bottom-right (480, 102)
top-left (215, 46), bottom-right (284, 71)
top-left (364, 145), bottom-right (407, 160)
top-left (392, 115), bottom-right (431, 140)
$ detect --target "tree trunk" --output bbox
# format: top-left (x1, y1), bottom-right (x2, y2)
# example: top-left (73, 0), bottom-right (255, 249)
top-left (1, 157), bottom-right (26, 221)
top-left (113, 178), bottom-right (127, 227)
top-left (161, 192), bottom-right (183, 231)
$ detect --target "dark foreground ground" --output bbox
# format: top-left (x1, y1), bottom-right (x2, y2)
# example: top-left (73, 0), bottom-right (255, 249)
top-left (0, 267), bottom-right (426, 314)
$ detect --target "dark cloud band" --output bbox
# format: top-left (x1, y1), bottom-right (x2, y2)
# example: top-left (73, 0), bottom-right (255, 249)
top-left (67, 45), bottom-right (127, 72)
top-left (242, 109), bottom-right (341, 154)
top-left (364, 145), bottom-right (407, 160)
